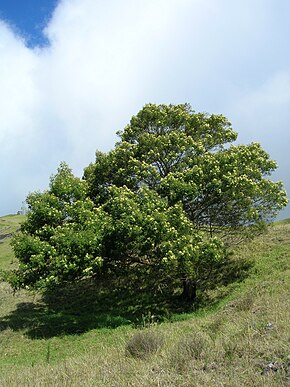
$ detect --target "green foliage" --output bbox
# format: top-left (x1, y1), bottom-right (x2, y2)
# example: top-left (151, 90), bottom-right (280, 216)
top-left (8, 104), bottom-right (288, 305)
top-left (85, 104), bottom-right (287, 238)
top-left (102, 186), bottom-right (197, 273)
top-left (10, 163), bottom-right (106, 288)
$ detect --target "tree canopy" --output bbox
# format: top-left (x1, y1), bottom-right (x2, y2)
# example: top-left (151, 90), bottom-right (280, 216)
top-left (9, 104), bottom-right (288, 302)
top-left (85, 103), bottom-right (286, 238)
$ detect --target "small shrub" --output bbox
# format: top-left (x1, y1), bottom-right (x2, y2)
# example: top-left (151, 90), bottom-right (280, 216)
top-left (125, 329), bottom-right (164, 359)
top-left (134, 311), bottom-right (159, 328)
top-left (227, 292), bottom-right (255, 312)
top-left (221, 337), bottom-right (238, 361)
top-left (206, 315), bottom-right (225, 338)
top-left (170, 331), bottom-right (213, 371)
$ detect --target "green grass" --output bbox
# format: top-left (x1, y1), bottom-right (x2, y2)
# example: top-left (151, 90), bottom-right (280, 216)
top-left (0, 214), bottom-right (289, 386)
top-left (0, 214), bottom-right (25, 270)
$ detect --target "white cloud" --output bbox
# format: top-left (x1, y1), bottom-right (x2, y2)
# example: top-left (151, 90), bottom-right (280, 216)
top-left (36, 0), bottom-right (195, 159)
top-left (0, 21), bottom-right (38, 146)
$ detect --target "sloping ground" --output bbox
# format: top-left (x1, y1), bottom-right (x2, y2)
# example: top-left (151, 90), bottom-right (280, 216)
top-left (0, 215), bottom-right (25, 270)
top-left (0, 215), bottom-right (289, 386)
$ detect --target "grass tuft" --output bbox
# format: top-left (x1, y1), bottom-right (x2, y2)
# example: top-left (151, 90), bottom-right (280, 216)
top-left (169, 331), bottom-right (213, 372)
top-left (125, 329), bottom-right (164, 359)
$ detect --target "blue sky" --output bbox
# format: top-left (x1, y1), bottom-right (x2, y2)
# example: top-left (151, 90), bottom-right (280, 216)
top-left (0, 0), bottom-right (57, 46)
top-left (0, 0), bottom-right (289, 219)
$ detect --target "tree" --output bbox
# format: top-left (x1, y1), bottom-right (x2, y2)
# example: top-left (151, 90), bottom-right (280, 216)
top-left (84, 103), bottom-right (287, 241)
top-left (8, 104), bottom-right (288, 303)
top-left (10, 163), bottom-right (106, 288)
top-left (10, 166), bottom-right (224, 299)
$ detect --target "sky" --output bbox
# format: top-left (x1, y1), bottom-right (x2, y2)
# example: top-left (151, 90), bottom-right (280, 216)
top-left (0, 0), bottom-right (289, 219)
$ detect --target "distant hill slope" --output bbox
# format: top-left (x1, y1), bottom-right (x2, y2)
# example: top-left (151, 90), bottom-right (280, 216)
top-left (274, 218), bottom-right (290, 225)
top-left (0, 214), bottom-right (25, 270)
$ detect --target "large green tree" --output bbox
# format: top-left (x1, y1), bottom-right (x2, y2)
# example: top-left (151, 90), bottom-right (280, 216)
top-left (8, 104), bottom-right (288, 303)
top-left (10, 163), bottom-right (224, 299)
top-left (84, 103), bottom-right (287, 240)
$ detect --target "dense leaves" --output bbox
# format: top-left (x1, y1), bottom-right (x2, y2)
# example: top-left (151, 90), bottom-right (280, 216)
top-left (9, 104), bottom-right (288, 302)
top-left (85, 104), bottom-right (287, 238)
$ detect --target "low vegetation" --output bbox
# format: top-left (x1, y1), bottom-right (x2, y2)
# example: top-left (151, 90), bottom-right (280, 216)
top-left (0, 215), bottom-right (289, 386)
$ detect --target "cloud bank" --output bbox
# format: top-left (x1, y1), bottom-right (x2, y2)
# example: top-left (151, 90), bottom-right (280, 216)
top-left (0, 0), bottom-right (289, 218)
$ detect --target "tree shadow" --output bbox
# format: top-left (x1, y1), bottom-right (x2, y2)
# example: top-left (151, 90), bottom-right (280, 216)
top-left (195, 253), bottom-right (254, 308)
top-left (0, 256), bottom-right (252, 339)
top-left (0, 274), bottom-right (174, 339)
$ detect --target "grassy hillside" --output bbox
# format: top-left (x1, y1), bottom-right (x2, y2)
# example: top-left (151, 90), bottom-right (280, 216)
top-left (0, 215), bottom-right (289, 386)
top-left (0, 214), bottom-right (25, 270)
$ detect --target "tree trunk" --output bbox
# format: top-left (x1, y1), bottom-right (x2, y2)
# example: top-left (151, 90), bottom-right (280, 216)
top-left (181, 278), bottom-right (197, 301)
